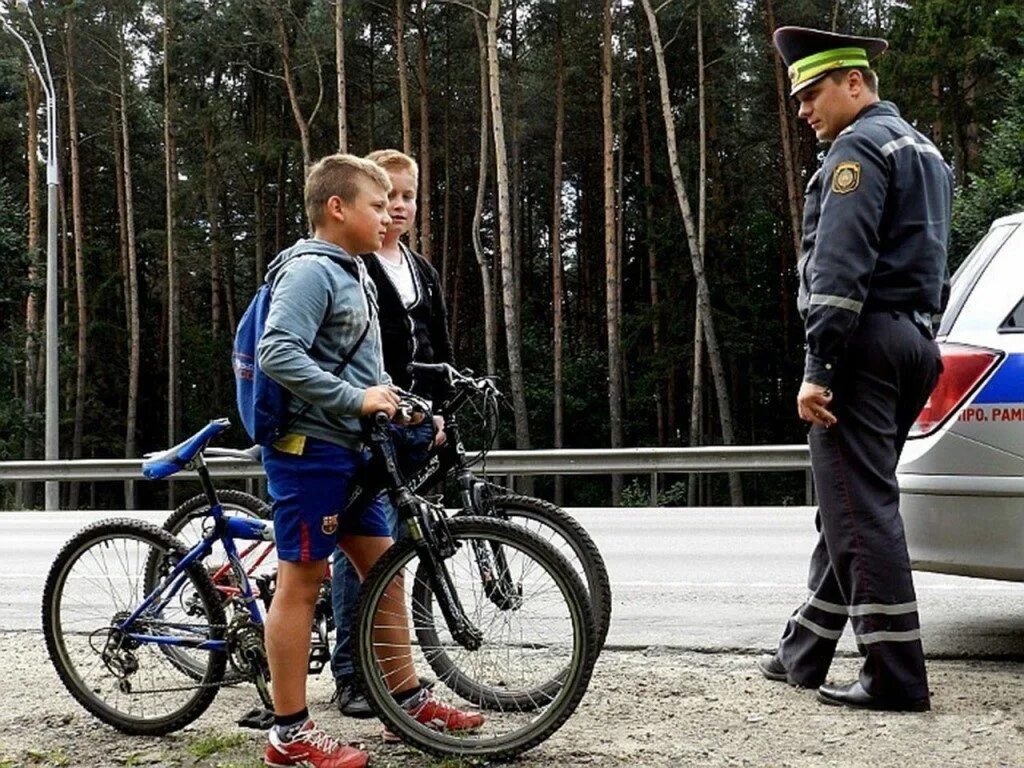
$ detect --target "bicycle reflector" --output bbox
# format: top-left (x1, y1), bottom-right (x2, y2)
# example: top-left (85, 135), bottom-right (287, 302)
top-left (909, 343), bottom-right (1002, 438)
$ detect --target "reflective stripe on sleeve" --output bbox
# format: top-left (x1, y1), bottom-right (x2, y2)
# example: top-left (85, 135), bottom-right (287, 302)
top-left (880, 136), bottom-right (943, 159)
top-left (808, 294), bottom-right (864, 313)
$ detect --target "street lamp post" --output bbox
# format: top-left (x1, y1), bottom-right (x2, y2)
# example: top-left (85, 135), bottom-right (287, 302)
top-left (2, 0), bottom-right (60, 510)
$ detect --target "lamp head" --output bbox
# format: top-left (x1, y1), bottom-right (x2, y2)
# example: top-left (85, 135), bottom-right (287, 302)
top-left (16, 0), bottom-right (30, 9)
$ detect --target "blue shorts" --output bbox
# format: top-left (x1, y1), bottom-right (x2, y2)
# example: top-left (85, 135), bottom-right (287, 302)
top-left (263, 438), bottom-right (392, 563)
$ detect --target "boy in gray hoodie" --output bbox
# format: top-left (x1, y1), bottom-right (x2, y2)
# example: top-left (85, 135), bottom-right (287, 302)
top-left (257, 155), bottom-right (481, 768)
top-left (257, 155), bottom-right (396, 768)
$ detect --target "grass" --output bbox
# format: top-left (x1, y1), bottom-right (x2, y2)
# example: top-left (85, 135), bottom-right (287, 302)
top-left (24, 748), bottom-right (69, 767)
top-left (184, 733), bottom-right (249, 760)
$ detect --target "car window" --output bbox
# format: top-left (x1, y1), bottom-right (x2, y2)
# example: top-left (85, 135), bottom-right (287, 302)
top-left (1001, 296), bottom-right (1024, 332)
top-left (939, 224), bottom-right (1018, 336)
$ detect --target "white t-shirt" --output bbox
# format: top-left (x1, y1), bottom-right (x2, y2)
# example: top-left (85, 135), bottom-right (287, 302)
top-left (374, 249), bottom-right (418, 308)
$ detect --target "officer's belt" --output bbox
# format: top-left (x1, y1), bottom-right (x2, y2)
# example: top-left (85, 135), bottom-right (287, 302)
top-left (864, 307), bottom-right (934, 338)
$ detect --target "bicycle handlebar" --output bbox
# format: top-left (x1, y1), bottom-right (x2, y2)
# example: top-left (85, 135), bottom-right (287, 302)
top-left (407, 362), bottom-right (499, 395)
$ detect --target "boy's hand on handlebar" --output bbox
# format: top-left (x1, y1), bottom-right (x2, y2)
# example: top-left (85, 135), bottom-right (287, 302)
top-left (433, 415), bottom-right (447, 446)
top-left (361, 385), bottom-right (401, 418)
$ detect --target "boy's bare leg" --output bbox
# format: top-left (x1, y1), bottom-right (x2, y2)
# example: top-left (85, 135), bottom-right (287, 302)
top-left (266, 559), bottom-right (327, 714)
top-left (340, 534), bottom-right (418, 695)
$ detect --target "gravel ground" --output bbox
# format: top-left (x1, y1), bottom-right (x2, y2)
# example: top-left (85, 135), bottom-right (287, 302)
top-left (2, 631), bottom-right (1023, 767)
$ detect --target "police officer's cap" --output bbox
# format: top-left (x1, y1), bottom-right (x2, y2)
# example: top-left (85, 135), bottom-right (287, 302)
top-left (773, 26), bottom-right (887, 96)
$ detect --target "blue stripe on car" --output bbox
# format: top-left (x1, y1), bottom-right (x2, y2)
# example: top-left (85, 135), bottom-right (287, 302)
top-left (973, 354), bottom-right (1024, 404)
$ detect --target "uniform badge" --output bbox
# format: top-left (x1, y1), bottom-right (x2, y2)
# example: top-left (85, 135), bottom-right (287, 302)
top-left (831, 161), bottom-right (861, 194)
top-left (321, 514), bottom-right (339, 536)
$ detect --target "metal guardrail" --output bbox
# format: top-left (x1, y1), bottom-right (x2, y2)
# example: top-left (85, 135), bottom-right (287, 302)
top-left (0, 445), bottom-right (813, 506)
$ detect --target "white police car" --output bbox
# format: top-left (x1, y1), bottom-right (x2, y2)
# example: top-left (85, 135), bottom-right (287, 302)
top-left (898, 211), bottom-right (1024, 580)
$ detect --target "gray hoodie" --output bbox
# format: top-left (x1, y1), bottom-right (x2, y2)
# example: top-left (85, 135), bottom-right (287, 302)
top-left (257, 238), bottom-right (391, 450)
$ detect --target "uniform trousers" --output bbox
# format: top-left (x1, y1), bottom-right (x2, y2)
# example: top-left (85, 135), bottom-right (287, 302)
top-left (777, 311), bottom-right (941, 701)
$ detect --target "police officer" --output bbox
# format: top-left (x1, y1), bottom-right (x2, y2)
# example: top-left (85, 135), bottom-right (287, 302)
top-left (757, 27), bottom-right (953, 711)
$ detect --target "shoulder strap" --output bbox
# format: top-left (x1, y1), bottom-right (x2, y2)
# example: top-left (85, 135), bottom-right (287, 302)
top-left (281, 262), bottom-right (375, 432)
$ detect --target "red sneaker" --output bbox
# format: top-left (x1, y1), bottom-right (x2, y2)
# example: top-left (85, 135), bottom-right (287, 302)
top-left (388, 688), bottom-right (485, 736)
top-left (264, 720), bottom-right (369, 768)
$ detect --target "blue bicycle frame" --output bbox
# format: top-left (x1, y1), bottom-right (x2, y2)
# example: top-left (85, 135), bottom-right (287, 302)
top-left (129, 442), bottom-right (274, 651)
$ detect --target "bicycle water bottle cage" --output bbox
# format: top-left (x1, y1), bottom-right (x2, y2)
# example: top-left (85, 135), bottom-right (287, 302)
top-left (142, 418), bottom-right (231, 480)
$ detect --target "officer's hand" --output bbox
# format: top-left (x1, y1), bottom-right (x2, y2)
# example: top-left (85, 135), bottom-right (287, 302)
top-left (360, 385), bottom-right (401, 418)
top-left (797, 382), bottom-right (837, 428)
top-left (433, 415), bottom-right (447, 447)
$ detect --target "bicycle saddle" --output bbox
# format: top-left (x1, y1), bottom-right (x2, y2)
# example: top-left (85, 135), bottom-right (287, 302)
top-left (142, 418), bottom-right (232, 480)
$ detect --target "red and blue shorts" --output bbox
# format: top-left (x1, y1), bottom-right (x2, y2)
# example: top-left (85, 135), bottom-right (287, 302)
top-left (263, 437), bottom-right (392, 563)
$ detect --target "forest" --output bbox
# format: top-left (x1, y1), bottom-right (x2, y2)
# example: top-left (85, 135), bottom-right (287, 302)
top-left (0, 0), bottom-right (1022, 509)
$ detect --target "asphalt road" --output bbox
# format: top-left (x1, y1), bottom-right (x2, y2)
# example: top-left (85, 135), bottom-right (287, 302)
top-left (3, 506), bottom-right (1024, 657)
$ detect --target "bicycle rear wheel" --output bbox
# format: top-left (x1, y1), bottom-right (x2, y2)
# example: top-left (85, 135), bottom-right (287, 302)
top-left (353, 517), bottom-right (596, 760)
top-left (42, 519), bottom-right (227, 735)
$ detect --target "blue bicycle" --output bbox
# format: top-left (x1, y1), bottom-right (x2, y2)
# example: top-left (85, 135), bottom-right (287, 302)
top-left (42, 411), bottom-right (598, 759)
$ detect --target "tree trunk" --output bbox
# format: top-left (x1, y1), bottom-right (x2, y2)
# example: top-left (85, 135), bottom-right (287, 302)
top-left (440, 24), bottom-right (452, 291)
top-left (486, 0), bottom-right (530, 448)
top-left (275, 146), bottom-right (286, 252)
top-left (636, 24), bottom-right (664, 446)
top-left (471, 15), bottom-right (497, 376)
top-left (274, 9), bottom-right (313, 179)
top-left (255, 179), bottom-right (266, 285)
top-left (395, 0), bottom-right (417, 250)
top-left (118, 41), bottom-right (141, 510)
top-left (335, 0), bottom-right (348, 152)
top-left (204, 124), bottom-right (224, 343)
top-left (930, 72), bottom-right (943, 146)
top-left (18, 70), bottom-right (41, 506)
top-left (602, 0), bottom-right (623, 504)
top-left (765, 0), bottom-right (802, 262)
top-left (509, 3), bottom-right (522, 319)
top-left (66, 12), bottom-right (89, 509)
top-left (641, 0), bottom-right (742, 505)
top-left (687, 314), bottom-right (704, 506)
top-left (164, 0), bottom-right (180, 509)
top-left (415, 0), bottom-right (432, 262)
top-left (552, 16), bottom-right (566, 506)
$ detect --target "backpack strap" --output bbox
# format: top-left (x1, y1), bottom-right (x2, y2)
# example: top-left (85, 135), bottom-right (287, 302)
top-left (280, 256), bottom-right (375, 433)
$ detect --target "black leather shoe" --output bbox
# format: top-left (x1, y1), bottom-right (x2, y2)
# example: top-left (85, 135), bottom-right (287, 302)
top-left (335, 676), bottom-right (374, 719)
top-left (817, 681), bottom-right (930, 712)
top-left (756, 653), bottom-right (788, 682)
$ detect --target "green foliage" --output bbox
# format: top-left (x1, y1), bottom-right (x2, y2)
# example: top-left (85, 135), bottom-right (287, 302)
top-left (0, 0), bottom-right (1021, 509)
top-left (951, 65), bottom-right (1024, 267)
top-left (0, 178), bottom-right (28, 465)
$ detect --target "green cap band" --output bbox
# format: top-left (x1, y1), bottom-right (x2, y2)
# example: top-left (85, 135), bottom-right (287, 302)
top-left (788, 46), bottom-right (870, 92)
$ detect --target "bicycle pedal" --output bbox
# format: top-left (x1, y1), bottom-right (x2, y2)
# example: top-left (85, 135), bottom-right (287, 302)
top-left (237, 706), bottom-right (275, 730)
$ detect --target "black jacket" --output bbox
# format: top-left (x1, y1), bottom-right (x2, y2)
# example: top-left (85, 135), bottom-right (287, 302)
top-left (362, 243), bottom-right (455, 410)
top-left (797, 101), bottom-right (953, 387)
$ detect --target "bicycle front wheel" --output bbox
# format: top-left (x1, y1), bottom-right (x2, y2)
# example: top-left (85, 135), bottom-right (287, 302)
top-left (352, 517), bottom-right (596, 760)
top-left (484, 494), bottom-right (612, 650)
top-left (42, 519), bottom-right (227, 735)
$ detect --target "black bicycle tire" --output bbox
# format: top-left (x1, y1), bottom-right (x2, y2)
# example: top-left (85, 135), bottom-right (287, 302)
top-left (352, 516), bottom-right (597, 760)
top-left (416, 495), bottom-right (611, 710)
top-left (42, 518), bottom-right (228, 736)
top-left (486, 494), bottom-right (612, 650)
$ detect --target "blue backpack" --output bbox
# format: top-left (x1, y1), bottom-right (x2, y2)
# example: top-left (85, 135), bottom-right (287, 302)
top-left (232, 260), bottom-right (371, 446)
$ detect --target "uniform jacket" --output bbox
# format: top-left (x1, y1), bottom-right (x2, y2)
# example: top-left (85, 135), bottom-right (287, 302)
top-left (362, 242), bottom-right (455, 410)
top-left (798, 100), bottom-right (953, 386)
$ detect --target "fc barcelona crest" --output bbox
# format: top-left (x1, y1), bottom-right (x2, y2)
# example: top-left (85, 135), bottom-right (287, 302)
top-left (831, 161), bottom-right (861, 194)
top-left (321, 514), bottom-right (339, 536)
